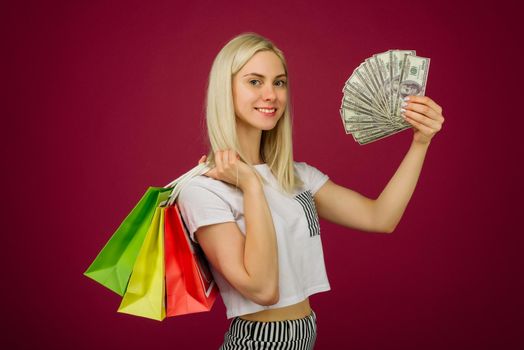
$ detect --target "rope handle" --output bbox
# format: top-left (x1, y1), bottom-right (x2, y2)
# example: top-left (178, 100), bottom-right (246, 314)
top-left (160, 161), bottom-right (211, 207)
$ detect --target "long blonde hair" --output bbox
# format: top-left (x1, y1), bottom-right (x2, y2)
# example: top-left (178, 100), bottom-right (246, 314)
top-left (204, 32), bottom-right (303, 195)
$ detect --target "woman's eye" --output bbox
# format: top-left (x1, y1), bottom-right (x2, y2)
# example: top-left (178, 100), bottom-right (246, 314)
top-left (248, 79), bottom-right (287, 87)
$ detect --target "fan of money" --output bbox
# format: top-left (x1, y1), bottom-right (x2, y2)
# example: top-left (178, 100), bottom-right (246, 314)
top-left (340, 50), bottom-right (430, 145)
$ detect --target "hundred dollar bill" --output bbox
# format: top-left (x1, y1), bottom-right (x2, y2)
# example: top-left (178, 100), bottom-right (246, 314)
top-left (389, 50), bottom-right (416, 117)
top-left (393, 54), bottom-right (430, 122)
top-left (372, 51), bottom-right (392, 118)
top-left (363, 58), bottom-right (390, 116)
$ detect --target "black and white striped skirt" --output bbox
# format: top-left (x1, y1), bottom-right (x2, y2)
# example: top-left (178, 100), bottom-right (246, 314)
top-left (219, 310), bottom-right (317, 349)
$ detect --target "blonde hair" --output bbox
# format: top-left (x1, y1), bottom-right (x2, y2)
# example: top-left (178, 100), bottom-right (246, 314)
top-left (203, 32), bottom-right (303, 195)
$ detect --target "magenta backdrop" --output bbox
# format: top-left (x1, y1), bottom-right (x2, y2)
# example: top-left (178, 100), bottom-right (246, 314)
top-left (3, 0), bottom-right (522, 349)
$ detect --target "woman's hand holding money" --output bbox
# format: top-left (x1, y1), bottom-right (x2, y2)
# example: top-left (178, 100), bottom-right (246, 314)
top-left (401, 95), bottom-right (445, 145)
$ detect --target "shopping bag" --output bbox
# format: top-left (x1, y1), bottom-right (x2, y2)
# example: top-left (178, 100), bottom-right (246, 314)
top-left (164, 204), bottom-right (218, 316)
top-left (117, 206), bottom-right (167, 321)
top-left (84, 188), bottom-right (172, 295)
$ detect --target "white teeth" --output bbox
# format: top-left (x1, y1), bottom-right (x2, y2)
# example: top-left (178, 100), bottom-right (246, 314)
top-left (256, 108), bottom-right (276, 113)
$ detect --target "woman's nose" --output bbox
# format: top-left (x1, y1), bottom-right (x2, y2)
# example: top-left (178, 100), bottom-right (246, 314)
top-left (262, 85), bottom-right (276, 101)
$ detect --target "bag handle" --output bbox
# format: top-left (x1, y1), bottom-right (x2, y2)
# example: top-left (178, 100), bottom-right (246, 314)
top-left (162, 162), bottom-right (211, 207)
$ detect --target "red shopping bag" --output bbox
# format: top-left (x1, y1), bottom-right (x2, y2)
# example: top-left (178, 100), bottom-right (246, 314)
top-left (164, 204), bottom-right (219, 316)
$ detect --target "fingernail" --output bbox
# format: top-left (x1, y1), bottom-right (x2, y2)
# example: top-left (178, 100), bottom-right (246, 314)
top-left (400, 108), bottom-right (406, 113)
top-left (403, 96), bottom-right (410, 101)
top-left (401, 102), bottom-right (408, 107)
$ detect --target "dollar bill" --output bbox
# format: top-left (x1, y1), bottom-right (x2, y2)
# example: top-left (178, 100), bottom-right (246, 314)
top-left (389, 50), bottom-right (416, 118)
top-left (363, 58), bottom-right (390, 115)
top-left (372, 51), bottom-right (392, 117)
top-left (394, 54), bottom-right (430, 120)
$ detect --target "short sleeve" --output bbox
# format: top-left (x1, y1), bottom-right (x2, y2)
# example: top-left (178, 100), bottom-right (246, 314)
top-left (295, 161), bottom-right (330, 196)
top-left (177, 181), bottom-right (236, 244)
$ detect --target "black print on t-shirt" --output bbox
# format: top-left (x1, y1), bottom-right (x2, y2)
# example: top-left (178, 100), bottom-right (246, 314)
top-left (294, 190), bottom-right (321, 237)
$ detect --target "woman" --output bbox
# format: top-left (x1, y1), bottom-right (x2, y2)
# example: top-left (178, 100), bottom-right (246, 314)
top-left (177, 32), bottom-right (444, 349)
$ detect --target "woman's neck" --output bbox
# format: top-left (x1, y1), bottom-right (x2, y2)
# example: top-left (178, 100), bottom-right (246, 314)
top-left (236, 122), bottom-right (264, 164)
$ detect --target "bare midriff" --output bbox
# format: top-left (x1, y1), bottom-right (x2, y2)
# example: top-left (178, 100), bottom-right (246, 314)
top-left (238, 298), bottom-right (312, 322)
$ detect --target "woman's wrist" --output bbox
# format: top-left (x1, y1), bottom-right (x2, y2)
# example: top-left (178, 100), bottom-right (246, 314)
top-left (411, 139), bottom-right (431, 148)
top-left (240, 176), bottom-right (263, 193)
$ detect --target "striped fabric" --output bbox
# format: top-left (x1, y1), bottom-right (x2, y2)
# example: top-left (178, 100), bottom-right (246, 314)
top-left (219, 310), bottom-right (317, 349)
top-left (294, 191), bottom-right (321, 237)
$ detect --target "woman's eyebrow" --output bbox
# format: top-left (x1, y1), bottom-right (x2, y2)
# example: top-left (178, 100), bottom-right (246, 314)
top-left (243, 73), bottom-right (287, 78)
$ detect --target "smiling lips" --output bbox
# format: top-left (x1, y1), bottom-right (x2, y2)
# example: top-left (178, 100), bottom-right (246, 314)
top-left (255, 107), bottom-right (277, 113)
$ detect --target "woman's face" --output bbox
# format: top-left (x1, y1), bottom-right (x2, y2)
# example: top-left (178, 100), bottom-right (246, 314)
top-left (232, 51), bottom-right (287, 132)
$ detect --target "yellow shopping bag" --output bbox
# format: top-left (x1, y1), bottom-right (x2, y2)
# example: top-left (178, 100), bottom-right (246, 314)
top-left (117, 207), bottom-right (166, 321)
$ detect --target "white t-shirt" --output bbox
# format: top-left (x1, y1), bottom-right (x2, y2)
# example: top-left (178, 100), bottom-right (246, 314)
top-left (177, 161), bottom-right (331, 319)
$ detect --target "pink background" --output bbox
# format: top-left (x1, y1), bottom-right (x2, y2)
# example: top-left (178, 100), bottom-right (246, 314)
top-left (4, 0), bottom-right (522, 349)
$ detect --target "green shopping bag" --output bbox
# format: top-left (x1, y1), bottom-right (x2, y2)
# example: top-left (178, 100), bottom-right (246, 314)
top-left (84, 187), bottom-right (172, 295)
top-left (117, 206), bottom-right (166, 321)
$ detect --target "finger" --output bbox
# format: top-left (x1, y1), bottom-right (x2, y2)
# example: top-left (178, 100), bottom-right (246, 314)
top-left (403, 113), bottom-right (435, 134)
top-left (405, 95), bottom-right (443, 115)
top-left (402, 109), bottom-right (442, 131)
top-left (403, 101), bottom-right (441, 121)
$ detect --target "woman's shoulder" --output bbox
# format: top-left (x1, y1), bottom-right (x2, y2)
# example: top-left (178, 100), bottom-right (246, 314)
top-left (178, 175), bottom-right (236, 202)
top-left (292, 160), bottom-right (329, 195)
top-left (292, 160), bottom-right (321, 174)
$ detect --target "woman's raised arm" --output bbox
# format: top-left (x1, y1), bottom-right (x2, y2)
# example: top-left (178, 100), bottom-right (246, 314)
top-left (314, 95), bottom-right (444, 233)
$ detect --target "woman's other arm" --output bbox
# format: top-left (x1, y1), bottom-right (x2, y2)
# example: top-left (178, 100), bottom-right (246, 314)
top-left (194, 152), bottom-right (279, 305)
